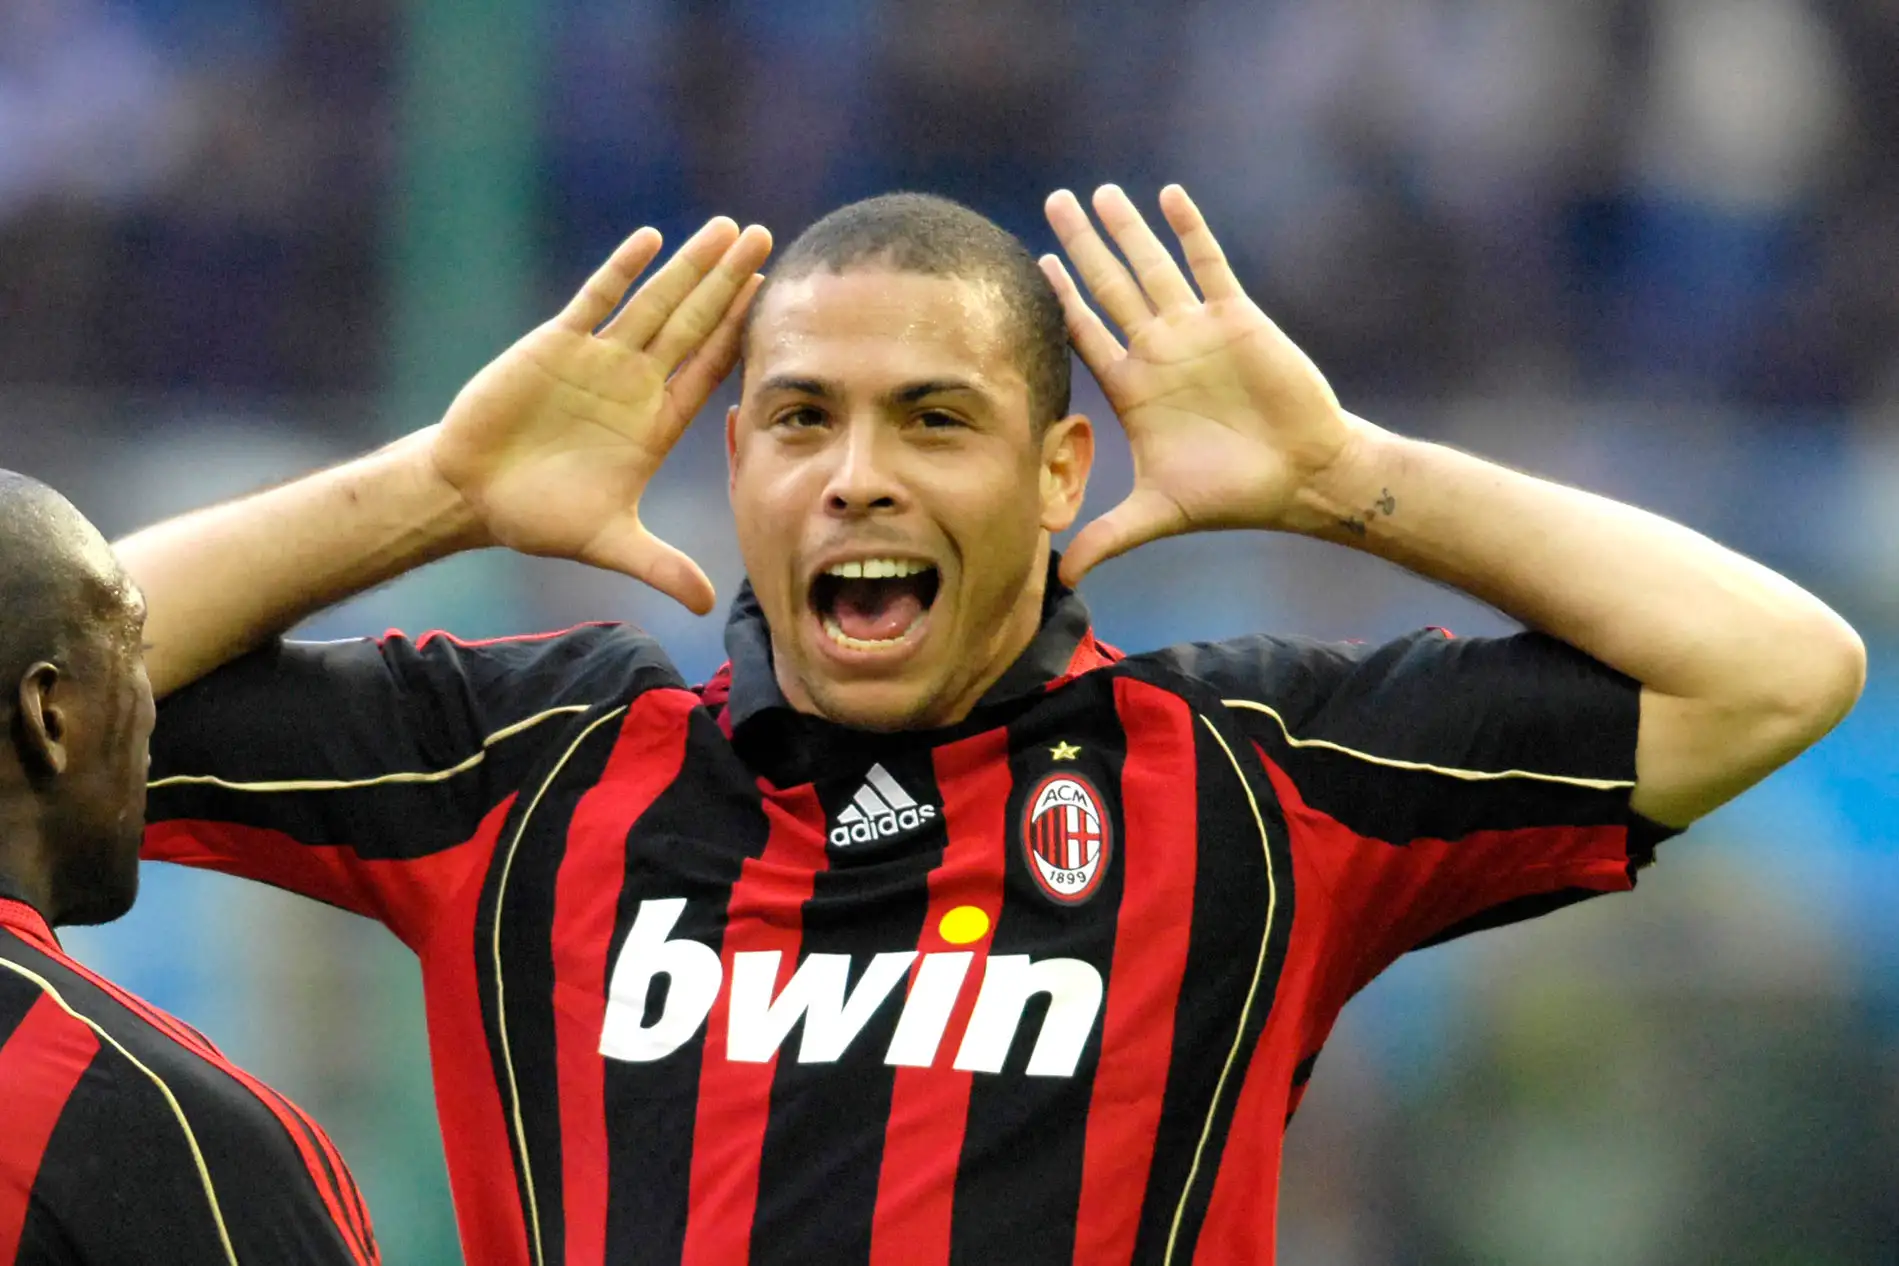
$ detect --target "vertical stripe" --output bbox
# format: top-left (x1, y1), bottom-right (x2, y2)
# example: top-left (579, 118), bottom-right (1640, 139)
top-left (1072, 681), bottom-right (1199, 1265)
top-left (868, 728), bottom-right (1012, 1266)
top-left (552, 692), bottom-right (695, 1266)
top-left (421, 797), bottom-right (535, 1266)
top-left (679, 783), bottom-right (830, 1265)
top-left (0, 994), bottom-right (98, 1261)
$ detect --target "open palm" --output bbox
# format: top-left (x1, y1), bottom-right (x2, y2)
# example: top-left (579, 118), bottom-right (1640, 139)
top-left (431, 218), bottom-right (772, 614)
top-left (1041, 185), bottom-right (1352, 584)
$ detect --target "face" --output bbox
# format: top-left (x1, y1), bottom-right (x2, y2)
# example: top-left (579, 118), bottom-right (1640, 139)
top-left (730, 268), bottom-right (1091, 731)
top-left (45, 584), bottom-right (155, 926)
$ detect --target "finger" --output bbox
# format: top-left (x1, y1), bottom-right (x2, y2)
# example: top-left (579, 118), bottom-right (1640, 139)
top-left (1044, 188), bottom-right (1154, 333)
top-left (585, 519), bottom-right (717, 616)
top-left (1092, 184), bottom-right (1199, 313)
top-left (556, 228), bottom-right (664, 333)
top-left (664, 272), bottom-right (765, 425)
top-left (1158, 184), bottom-right (1244, 302)
top-left (600, 216), bottom-right (742, 349)
top-left (646, 225), bottom-right (774, 370)
top-left (1038, 255), bottom-right (1123, 370)
top-left (1058, 488), bottom-right (1190, 586)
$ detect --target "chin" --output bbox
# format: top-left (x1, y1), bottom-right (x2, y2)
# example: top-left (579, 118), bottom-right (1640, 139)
top-left (805, 676), bottom-right (950, 732)
top-left (56, 879), bottom-right (138, 928)
top-left (52, 847), bottom-right (141, 928)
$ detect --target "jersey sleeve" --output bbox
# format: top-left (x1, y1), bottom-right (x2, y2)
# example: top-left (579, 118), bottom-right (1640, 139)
top-left (143, 623), bottom-right (679, 949)
top-left (1161, 628), bottom-right (1676, 997)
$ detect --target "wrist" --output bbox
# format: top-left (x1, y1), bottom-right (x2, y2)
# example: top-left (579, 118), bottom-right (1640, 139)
top-left (1281, 414), bottom-right (1405, 540)
top-left (369, 426), bottom-right (491, 558)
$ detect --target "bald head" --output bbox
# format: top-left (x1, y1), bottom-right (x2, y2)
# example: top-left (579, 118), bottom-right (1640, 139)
top-left (0, 471), bottom-right (134, 704)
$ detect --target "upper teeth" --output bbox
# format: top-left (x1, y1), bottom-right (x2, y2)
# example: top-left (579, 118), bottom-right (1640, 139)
top-left (824, 558), bottom-right (931, 580)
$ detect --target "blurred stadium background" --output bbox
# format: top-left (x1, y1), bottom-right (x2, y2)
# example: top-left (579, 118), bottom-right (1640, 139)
top-left (5, 0), bottom-right (1898, 1260)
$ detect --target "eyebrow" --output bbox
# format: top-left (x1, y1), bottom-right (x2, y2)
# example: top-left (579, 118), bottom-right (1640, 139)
top-left (755, 375), bottom-right (987, 406)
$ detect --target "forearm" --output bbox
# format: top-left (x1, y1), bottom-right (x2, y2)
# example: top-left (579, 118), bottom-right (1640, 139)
top-left (118, 428), bottom-right (482, 697)
top-left (1288, 417), bottom-right (1864, 822)
top-left (1289, 419), bottom-right (1843, 696)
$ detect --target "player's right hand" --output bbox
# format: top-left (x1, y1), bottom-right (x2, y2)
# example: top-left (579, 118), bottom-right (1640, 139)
top-left (429, 218), bottom-right (773, 614)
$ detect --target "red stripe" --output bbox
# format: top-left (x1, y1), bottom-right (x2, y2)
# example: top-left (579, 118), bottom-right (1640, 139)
top-left (142, 819), bottom-right (480, 954)
top-left (868, 728), bottom-right (1012, 1266)
top-left (30, 929), bottom-right (374, 1266)
top-left (679, 782), bottom-right (830, 1265)
top-left (551, 690), bottom-right (696, 1266)
top-left (1071, 680), bottom-right (1199, 1265)
top-left (416, 797), bottom-right (536, 1266)
top-left (0, 993), bottom-right (99, 1260)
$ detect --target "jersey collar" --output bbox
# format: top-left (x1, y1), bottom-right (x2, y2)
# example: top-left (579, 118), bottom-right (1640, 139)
top-left (710, 552), bottom-right (1114, 744)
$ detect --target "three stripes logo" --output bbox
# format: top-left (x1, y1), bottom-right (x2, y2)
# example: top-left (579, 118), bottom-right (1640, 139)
top-left (829, 764), bottom-right (939, 848)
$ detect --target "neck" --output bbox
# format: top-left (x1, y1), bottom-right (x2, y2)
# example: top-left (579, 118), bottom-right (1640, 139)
top-left (0, 802), bottom-right (54, 918)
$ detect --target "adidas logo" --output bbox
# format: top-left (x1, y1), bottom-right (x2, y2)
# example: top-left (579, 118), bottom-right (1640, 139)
top-left (830, 764), bottom-right (939, 848)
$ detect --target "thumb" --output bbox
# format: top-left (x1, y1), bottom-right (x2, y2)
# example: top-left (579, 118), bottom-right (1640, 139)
top-left (581, 517), bottom-right (718, 616)
top-left (1058, 488), bottom-right (1190, 587)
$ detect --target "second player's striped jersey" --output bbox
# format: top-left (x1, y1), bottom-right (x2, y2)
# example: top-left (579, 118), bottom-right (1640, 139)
top-left (143, 571), bottom-right (1669, 1265)
top-left (0, 888), bottom-right (377, 1265)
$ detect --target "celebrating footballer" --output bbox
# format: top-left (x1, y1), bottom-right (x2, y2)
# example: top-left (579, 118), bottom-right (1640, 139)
top-left (115, 185), bottom-right (1862, 1264)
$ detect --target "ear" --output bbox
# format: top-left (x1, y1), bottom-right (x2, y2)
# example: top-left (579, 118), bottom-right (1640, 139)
top-left (726, 404), bottom-right (742, 493)
top-left (15, 662), bottom-right (68, 777)
top-left (1038, 413), bottom-right (1094, 534)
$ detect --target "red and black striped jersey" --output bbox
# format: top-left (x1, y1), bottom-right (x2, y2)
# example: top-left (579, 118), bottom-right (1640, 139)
top-left (142, 571), bottom-right (1670, 1266)
top-left (0, 888), bottom-right (378, 1265)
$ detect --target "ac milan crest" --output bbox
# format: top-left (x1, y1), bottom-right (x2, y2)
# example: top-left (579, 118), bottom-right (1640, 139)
top-left (1022, 772), bottom-right (1112, 904)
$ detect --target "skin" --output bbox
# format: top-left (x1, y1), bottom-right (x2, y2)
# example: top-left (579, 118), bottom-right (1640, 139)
top-left (0, 536), bottom-right (155, 927)
top-left (727, 269), bottom-right (1092, 730)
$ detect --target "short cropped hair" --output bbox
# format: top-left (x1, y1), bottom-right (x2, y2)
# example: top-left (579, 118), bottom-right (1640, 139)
top-left (749, 193), bottom-right (1071, 431)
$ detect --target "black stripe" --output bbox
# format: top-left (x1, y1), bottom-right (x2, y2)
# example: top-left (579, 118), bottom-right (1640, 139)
top-left (603, 710), bottom-right (777, 1265)
top-left (472, 703), bottom-right (629, 1266)
top-left (749, 747), bottom-right (942, 1264)
top-left (1126, 669), bottom-right (1294, 1263)
top-left (0, 950), bottom-right (44, 1050)
top-left (948, 680), bottom-right (1130, 1265)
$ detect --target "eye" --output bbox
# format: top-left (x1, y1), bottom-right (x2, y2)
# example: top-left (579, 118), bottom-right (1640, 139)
top-left (917, 410), bottom-right (966, 430)
top-left (772, 405), bottom-right (827, 431)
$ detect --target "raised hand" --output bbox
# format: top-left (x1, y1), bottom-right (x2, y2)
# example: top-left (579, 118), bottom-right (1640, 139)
top-left (1041, 185), bottom-right (1353, 585)
top-left (431, 218), bottom-right (773, 614)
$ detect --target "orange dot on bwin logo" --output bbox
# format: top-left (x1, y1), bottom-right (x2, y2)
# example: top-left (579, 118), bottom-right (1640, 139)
top-left (938, 906), bottom-right (990, 945)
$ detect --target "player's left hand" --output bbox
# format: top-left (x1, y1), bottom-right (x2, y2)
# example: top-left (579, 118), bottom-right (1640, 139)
top-left (1042, 184), bottom-right (1356, 584)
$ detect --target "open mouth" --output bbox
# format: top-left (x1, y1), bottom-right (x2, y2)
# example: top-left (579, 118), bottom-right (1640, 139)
top-left (810, 558), bottom-right (942, 651)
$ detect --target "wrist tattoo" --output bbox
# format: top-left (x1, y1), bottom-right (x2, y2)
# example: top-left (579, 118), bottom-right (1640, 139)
top-left (1337, 488), bottom-right (1396, 538)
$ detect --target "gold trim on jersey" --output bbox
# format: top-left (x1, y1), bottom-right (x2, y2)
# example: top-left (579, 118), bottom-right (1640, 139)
top-left (1221, 698), bottom-right (1634, 790)
top-left (489, 704), bottom-right (628, 1266)
top-left (146, 705), bottom-right (593, 793)
top-left (0, 954), bottom-right (240, 1266)
top-left (1164, 714), bottom-right (1282, 1265)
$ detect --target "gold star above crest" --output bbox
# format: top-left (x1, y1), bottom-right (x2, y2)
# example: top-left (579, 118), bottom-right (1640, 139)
top-left (1049, 741), bottom-right (1082, 761)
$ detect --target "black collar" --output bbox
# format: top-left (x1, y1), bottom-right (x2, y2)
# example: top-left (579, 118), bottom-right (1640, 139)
top-left (713, 554), bottom-right (1096, 770)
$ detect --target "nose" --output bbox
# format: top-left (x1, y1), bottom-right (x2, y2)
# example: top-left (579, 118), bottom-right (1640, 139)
top-left (822, 419), bottom-right (905, 518)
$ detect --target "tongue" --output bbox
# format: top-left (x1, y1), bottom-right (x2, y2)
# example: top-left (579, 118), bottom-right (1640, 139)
top-left (833, 578), bottom-right (925, 642)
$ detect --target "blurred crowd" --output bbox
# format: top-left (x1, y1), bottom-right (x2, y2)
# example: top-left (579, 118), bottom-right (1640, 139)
top-left (5, 0), bottom-right (1899, 406)
top-left (5, 2), bottom-right (1898, 1262)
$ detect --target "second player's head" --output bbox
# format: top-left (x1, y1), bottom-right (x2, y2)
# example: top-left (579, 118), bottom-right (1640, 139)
top-left (728, 193), bottom-right (1094, 732)
top-left (0, 473), bottom-right (154, 926)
